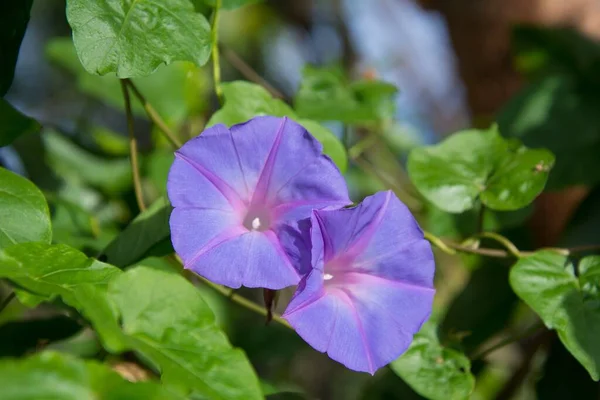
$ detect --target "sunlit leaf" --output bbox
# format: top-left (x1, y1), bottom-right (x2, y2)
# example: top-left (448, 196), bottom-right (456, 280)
top-left (208, 81), bottom-right (348, 172)
top-left (0, 351), bottom-right (184, 400)
top-left (0, 168), bottom-right (51, 250)
top-left (0, 241), bottom-right (261, 398)
top-left (66, 0), bottom-right (211, 78)
top-left (0, 242), bottom-right (121, 307)
top-left (85, 266), bottom-right (264, 400)
top-left (391, 323), bottom-right (475, 400)
top-left (510, 252), bottom-right (600, 380)
top-left (407, 125), bottom-right (554, 213)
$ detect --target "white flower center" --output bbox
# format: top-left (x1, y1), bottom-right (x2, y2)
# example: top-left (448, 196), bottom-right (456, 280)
top-left (323, 273), bottom-right (334, 280)
top-left (251, 217), bottom-right (261, 230)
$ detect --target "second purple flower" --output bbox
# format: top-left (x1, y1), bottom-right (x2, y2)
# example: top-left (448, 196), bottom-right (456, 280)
top-left (283, 191), bottom-right (435, 373)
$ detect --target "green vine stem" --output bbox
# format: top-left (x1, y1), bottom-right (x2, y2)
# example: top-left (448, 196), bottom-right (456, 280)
top-left (423, 231), bottom-right (457, 255)
top-left (473, 231), bottom-right (523, 258)
top-left (120, 79), bottom-right (146, 212)
top-left (425, 230), bottom-right (597, 259)
top-left (211, 0), bottom-right (223, 103)
top-left (124, 79), bottom-right (182, 149)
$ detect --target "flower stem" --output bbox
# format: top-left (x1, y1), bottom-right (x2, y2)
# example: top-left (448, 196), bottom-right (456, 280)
top-left (170, 255), bottom-right (291, 329)
top-left (0, 292), bottom-right (15, 313)
top-left (211, 0), bottom-right (223, 103)
top-left (199, 277), bottom-right (292, 329)
top-left (124, 79), bottom-right (182, 148)
top-left (120, 79), bottom-right (146, 212)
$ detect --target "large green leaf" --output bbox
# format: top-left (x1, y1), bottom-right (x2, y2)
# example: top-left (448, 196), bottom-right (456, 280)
top-left (510, 252), bottom-right (600, 380)
top-left (0, 0), bottom-right (33, 95)
top-left (46, 38), bottom-right (207, 125)
top-left (208, 81), bottom-right (348, 172)
top-left (66, 0), bottom-right (211, 78)
top-left (0, 99), bottom-right (40, 147)
top-left (0, 168), bottom-right (51, 250)
top-left (391, 323), bottom-right (475, 400)
top-left (407, 125), bottom-right (554, 213)
top-left (294, 65), bottom-right (397, 123)
top-left (0, 242), bottom-right (121, 307)
top-left (103, 197), bottom-right (172, 267)
top-left (498, 75), bottom-right (600, 188)
top-left (85, 266), bottom-right (263, 400)
top-left (0, 351), bottom-right (184, 400)
top-left (0, 243), bottom-right (262, 398)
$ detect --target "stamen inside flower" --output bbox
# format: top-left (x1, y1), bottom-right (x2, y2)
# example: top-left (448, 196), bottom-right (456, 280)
top-left (322, 252), bottom-right (364, 286)
top-left (242, 207), bottom-right (272, 232)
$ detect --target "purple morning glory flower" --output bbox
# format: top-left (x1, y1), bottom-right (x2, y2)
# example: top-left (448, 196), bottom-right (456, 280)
top-left (167, 116), bottom-right (350, 289)
top-left (283, 191), bottom-right (435, 374)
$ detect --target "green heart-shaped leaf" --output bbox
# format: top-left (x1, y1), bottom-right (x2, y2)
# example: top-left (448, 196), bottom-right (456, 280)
top-left (408, 126), bottom-right (554, 213)
top-left (510, 252), bottom-right (600, 381)
top-left (391, 322), bottom-right (475, 400)
top-left (66, 0), bottom-right (211, 78)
